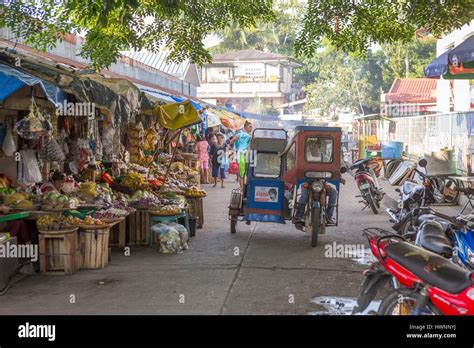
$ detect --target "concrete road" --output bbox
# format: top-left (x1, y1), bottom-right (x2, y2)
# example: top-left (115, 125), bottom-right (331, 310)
top-left (0, 175), bottom-right (422, 315)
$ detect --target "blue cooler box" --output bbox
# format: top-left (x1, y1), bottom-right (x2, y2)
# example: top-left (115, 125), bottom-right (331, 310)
top-left (381, 141), bottom-right (403, 159)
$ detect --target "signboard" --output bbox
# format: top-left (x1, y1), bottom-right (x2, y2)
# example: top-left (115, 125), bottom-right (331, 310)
top-left (255, 186), bottom-right (279, 203)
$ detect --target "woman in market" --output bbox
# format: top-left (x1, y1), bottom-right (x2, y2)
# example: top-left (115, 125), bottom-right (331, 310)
top-left (40, 171), bottom-right (66, 194)
top-left (210, 133), bottom-right (228, 188)
top-left (229, 121), bottom-right (252, 188)
top-left (0, 205), bottom-right (31, 244)
top-left (195, 135), bottom-right (210, 184)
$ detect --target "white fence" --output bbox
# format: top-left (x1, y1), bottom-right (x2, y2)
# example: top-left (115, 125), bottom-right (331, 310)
top-left (354, 111), bottom-right (474, 175)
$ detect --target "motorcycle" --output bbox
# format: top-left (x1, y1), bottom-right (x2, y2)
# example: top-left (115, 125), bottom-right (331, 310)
top-left (353, 228), bottom-right (474, 315)
top-left (385, 159), bottom-right (444, 238)
top-left (409, 189), bottom-right (474, 270)
top-left (349, 158), bottom-right (384, 214)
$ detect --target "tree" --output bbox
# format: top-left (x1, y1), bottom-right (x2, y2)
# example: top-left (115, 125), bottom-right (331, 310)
top-left (0, 0), bottom-right (274, 70)
top-left (375, 37), bottom-right (437, 92)
top-left (295, 0), bottom-right (473, 58)
top-left (210, 0), bottom-right (304, 55)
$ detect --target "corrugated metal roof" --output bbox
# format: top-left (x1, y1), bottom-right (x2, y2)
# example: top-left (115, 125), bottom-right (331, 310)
top-left (211, 49), bottom-right (302, 67)
top-left (386, 78), bottom-right (437, 103)
top-left (121, 50), bottom-right (189, 77)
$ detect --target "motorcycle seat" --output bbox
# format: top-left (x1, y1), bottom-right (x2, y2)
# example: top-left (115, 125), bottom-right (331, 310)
top-left (417, 221), bottom-right (453, 257)
top-left (417, 214), bottom-right (451, 231)
top-left (384, 241), bottom-right (472, 294)
top-left (402, 181), bottom-right (419, 195)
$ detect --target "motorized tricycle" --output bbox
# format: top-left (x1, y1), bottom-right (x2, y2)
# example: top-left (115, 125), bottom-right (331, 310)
top-left (228, 126), bottom-right (346, 247)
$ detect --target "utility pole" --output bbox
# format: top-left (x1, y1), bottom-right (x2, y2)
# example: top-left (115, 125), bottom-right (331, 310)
top-left (405, 50), bottom-right (409, 77)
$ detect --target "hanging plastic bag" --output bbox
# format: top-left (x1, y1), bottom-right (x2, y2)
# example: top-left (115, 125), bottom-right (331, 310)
top-left (46, 138), bottom-right (66, 161)
top-left (2, 129), bottom-right (16, 156)
top-left (20, 149), bottom-right (42, 184)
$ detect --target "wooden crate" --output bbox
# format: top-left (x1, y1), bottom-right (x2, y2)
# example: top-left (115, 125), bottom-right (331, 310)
top-left (187, 197), bottom-right (204, 229)
top-left (39, 229), bottom-right (79, 275)
top-left (78, 227), bottom-right (110, 269)
top-left (108, 219), bottom-right (126, 248)
top-left (126, 209), bottom-right (149, 246)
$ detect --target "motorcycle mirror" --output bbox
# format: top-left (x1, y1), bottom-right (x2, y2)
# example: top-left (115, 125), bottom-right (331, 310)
top-left (340, 166), bottom-right (347, 174)
top-left (418, 159), bottom-right (428, 168)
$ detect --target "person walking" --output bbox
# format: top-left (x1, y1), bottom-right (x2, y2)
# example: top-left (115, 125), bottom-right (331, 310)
top-left (195, 135), bottom-right (210, 184)
top-left (210, 133), bottom-right (228, 188)
top-left (229, 121), bottom-right (252, 188)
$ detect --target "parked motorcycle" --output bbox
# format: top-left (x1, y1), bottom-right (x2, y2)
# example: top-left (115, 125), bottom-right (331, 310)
top-left (385, 159), bottom-right (444, 238)
top-left (349, 158), bottom-right (384, 214)
top-left (353, 228), bottom-right (474, 315)
top-left (408, 189), bottom-right (474, 270)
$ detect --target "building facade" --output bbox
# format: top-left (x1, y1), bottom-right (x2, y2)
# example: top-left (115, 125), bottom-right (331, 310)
top-left (197, 49), bottom-right (301, 114)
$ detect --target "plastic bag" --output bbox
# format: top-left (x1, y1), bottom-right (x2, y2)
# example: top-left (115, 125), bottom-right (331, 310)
top-left (102, 125), bottom-right (115, 155)
top-left (151, 223), bottom-right (183, 254)
top-left (163, 221), bottom-right (188, 250)
top-left (46, 138), bottom-right (66, 161)
top-left (228, 162), bottom-right (239, 175)
top-left (2, 129), bottom-right (16, 156)
top-left (20, 149), bottom-right (42, 184)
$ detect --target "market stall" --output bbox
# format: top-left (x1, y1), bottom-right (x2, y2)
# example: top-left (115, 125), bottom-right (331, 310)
top-left (0, 56), bottom-right (212, 279)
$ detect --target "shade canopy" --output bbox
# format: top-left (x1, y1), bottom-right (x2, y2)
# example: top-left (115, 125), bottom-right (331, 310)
top-left (154, 99), bottom-right (201, 130)
top-left (0, 63), bottom-right (65, 105)
top-left (424, 36), bottom-right (474, 80)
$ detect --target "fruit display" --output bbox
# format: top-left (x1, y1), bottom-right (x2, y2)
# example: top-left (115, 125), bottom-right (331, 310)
top-left (80, 216), bottom-right (106, 226)
top-left (103, 197), bottom-right (136, 213)
top-left (79, 181), bottom-right (97, 198)
top-left (150, 204), bottom-right (181, 216)
top-left (4, 192), bottom-right (37, 210)
top-left (143, 128), bottom-right (159, 151)
top-left (128, 123), bottom-right (145, 164)
top-left (122, 171), bottom-right (147, 191)
top-left (41, 192), bottom-right (78, 210)
top-left (93, 208), bottom-right (129, 220)
top-left (185, 186), bottom-right (207, 198)
top-left (37, 215), bottom-right (81, 231)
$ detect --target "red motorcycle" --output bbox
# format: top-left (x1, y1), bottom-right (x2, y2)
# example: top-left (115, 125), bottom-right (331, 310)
top-left (349, 159), bottom-right (384, 214)
top-left (353, 228), bottom-right (474, 315)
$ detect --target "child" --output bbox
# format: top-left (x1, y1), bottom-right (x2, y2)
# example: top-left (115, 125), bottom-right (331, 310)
top-left (210, 133), bottom-right (227, 188)
top-left (195, 135), bottom-right (210, 184)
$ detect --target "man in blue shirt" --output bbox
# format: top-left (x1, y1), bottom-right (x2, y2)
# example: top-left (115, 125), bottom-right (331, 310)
top-left (229, 121), bottom-right (252, 188)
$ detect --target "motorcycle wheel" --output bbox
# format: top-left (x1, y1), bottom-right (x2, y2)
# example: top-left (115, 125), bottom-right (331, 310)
top-left (366, 193), bottom-right (378, 214)
top-left (230, 217), bottom-right (237, 234)
top-left (378, 288), bottom-right (439, 315)
top-left (311, 207), bottom-right (321, 247)
top-left (397, 219), bottom-right (416, 241)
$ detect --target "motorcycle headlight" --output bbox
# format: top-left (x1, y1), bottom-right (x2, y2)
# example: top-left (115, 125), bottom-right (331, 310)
top-left (312, 181), bottom-right (324, 193)
top-left (467, 248), bottom-right (474, 267)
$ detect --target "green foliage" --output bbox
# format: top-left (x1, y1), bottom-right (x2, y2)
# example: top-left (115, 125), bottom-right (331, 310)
top-left (0, 0), bottom-right (274, 70)
top-left (303, 37), bottom-right (437, 118)
top-left (211, 0), bottom-right (303, 55)
top-left (295, 0), bottom-right (474, 58)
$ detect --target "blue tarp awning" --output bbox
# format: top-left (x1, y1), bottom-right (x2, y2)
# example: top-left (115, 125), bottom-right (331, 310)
top-left (0, 63), bottom-right (65, 105)
top-left (139, 87), bottom-right (176, 103)
top-left (170, 95), bottom-right (202, 111)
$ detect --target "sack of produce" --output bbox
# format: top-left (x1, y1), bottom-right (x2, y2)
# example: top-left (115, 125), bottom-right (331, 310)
top-left (163, 221), bottom-right (188, 250)
top-left (151, 223), bottom-right (183, 254)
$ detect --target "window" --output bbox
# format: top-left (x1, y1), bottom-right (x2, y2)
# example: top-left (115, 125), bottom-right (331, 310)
top-left (305, 137), bottom-right (333, 163)
top-left (245, 67), bottom-right (262, 80)
top-left (286, 142), bottom-right (296, 171)
top-left (254, 153), bottom-right (281, 178)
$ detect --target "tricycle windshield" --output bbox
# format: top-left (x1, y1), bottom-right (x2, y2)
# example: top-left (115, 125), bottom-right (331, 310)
top-left (305, 137), bottom-right (333, 163)
top-left (254, 152), bottom-right (281, 178)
